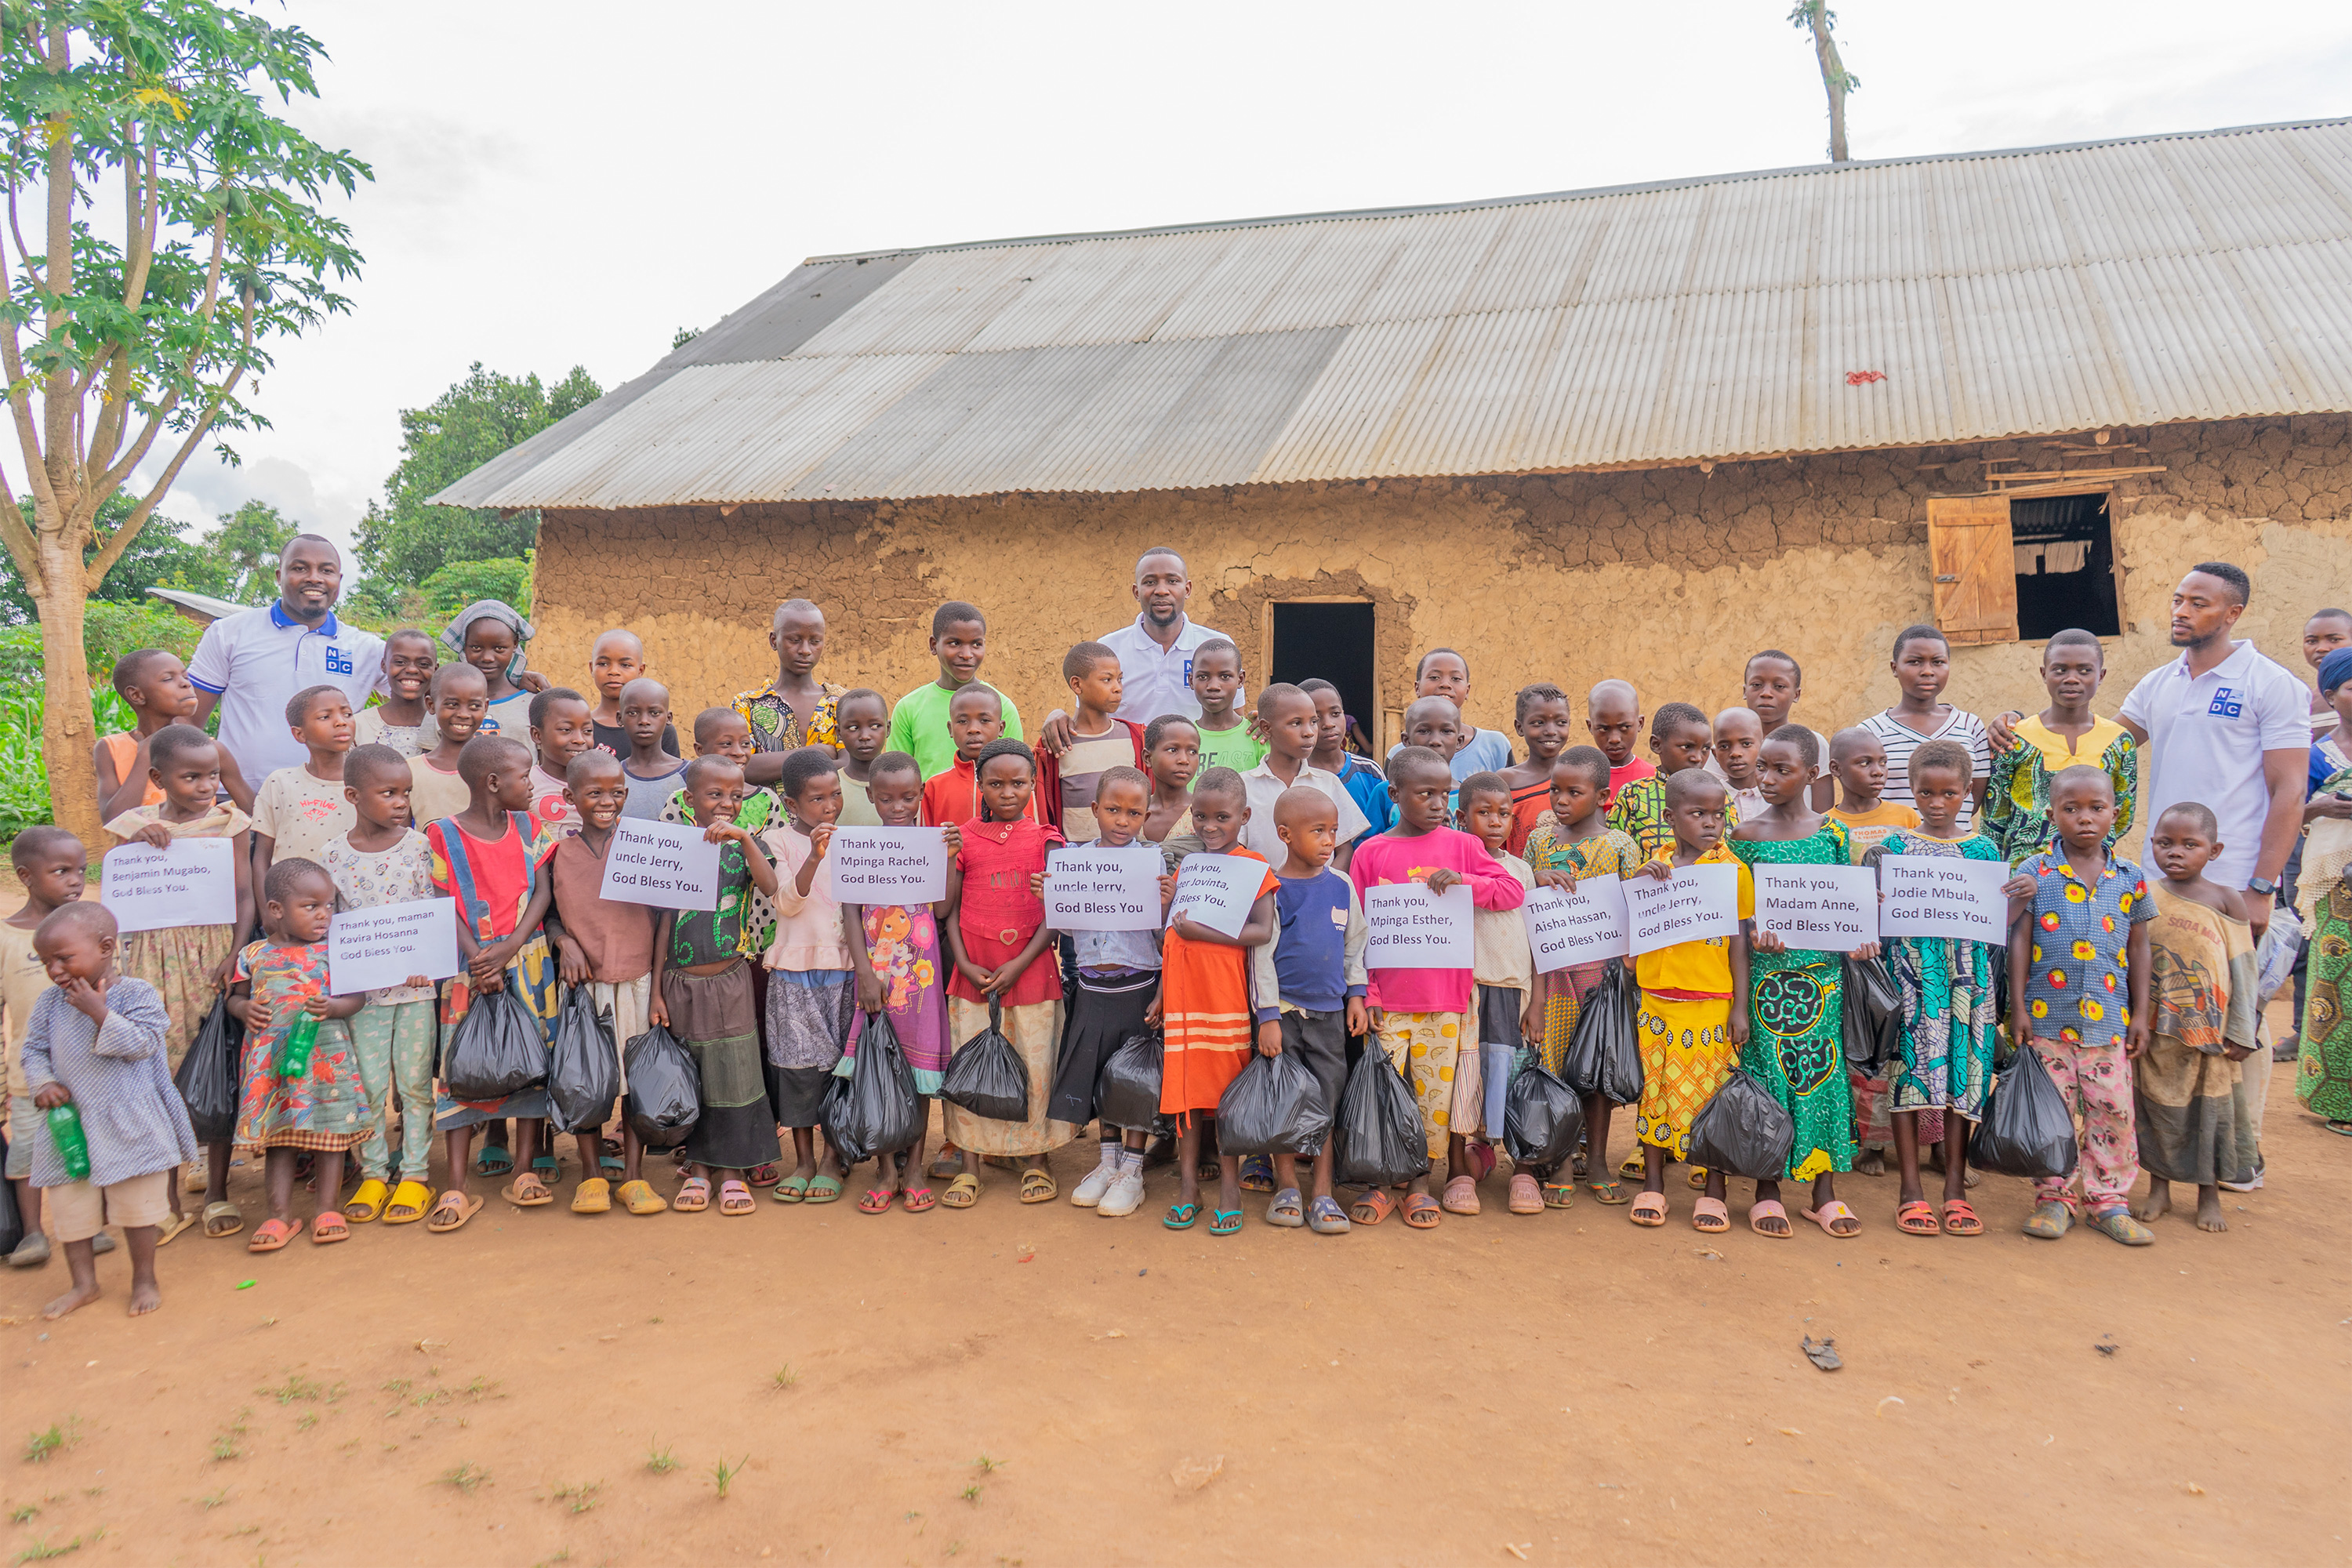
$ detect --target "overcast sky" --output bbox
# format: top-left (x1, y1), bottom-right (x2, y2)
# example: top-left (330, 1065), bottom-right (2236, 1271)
top-left (61, 0), bottom-right (2352, 561)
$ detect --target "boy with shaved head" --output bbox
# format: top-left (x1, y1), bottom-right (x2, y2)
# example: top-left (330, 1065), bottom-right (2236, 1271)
top-left (736, 601), bottom-right (843, 780)
top-left (1585, 679), bottom-right (1652, 808)
top-left (5, 826), bottom-right (87, 1266)
top-left (589, 627), bottom-right (677, 759)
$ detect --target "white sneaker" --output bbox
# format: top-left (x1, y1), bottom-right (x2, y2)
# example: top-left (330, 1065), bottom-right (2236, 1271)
top-left (1072, 1158), bottom-right (1118, 1207)
top-left (1096, 1168), bottom-right (1147, 1218)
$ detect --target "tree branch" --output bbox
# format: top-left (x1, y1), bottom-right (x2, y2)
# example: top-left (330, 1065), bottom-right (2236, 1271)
top-left (84, 296), bottom-right (256, 592)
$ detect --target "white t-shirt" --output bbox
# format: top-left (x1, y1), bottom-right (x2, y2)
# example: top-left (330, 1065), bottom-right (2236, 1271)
top-left (252, 765), bottom-right (358, 867)
top-left (1238, 759), bottom-right (1371, 864)
top-left (1860, 709), bottom-right (1993, 833)
top-left (187, 602), bottom-right (385, 792)
top-left (2118, 639), bottom-right (2310, 889)
top-left (1100, 615), bottom-right (1240, 726)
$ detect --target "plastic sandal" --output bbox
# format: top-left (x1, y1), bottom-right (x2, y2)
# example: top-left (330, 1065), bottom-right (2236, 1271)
top-left (1801, 1200), bottom-right (1860, 1237)
top-left (1349, 1189), bottom-right (1394, 1226)
top-left (940, 1173), bottom-right (981, 1209)
top-left (1018, 1168), bottom-right (1059, 1204)
top-left (772, 1174), bottom-right (809, 1203)
top-left (499, 1177), bottom-right (554, 1208)
top-left (1542, 1181), bottom-right (1577, 1210)
top-left (1587, 1177), bottom-right (1630, 1205)
top-left (1508, 1173), bottom-right (1544, 1214)
top-left (901, 1186), bottom-right (938, 1214)
top-left (673, 1177), bottom-right (712, 1213)
top-left (928, 1145), bottom-right (964, 1180)
top-left (383, 1181), bottom-right (433, 1225)
top-left (426, 1191), bottom-right (482, 1233)
top-left (246, 1217), bottom-right (303, 1253)
top-left (1238, 1155), bottom-right (1276, 1193)
top-left (1403, 1194), bottom-right (1443, 1229)
top-left (858, 1187), bottom-right (897, 1214)
top-left (1686, 1164), bottom-right (1710, 1190)
top-left (310, 1212), bottom-right (350, 1245)
top-left (1441, 1174), bottom-right (1481, 1215)
top-left (1265, 1188), bottom-right (1305, 1227)
top-left (1748, 1199), bottom-right (1792, 1238)
top-left (718, 1179), bottom-right (757, 1216)
top-left (1163, 1201), bottom-right (1200, 1230)
top-left (531, 1154), bottom-right (561, 1183)
top-left (2086, 1207), bottom-right (2155, 1247)
top-left (1466, 1141), bottom-right (1497, 1182)
top-left (572, 1177), bottom-right (612, 1214)
top-left (747, 1163), bottom-right (782, 1188)
top-left (1207, 1207), bottom-right (1243, 1236)
top-left (1629, 1192), bottom-right (1668, 1227)
top-left (1896, 1200), bottom-right (1941, 1236)
top-left (1940, 1199), bottom-right (1984, 1236)
top-left (617, 1179), bottom-right (669, 1215)
top-left (1691, 1196), bottom-right (1730, 1233)
top-left (804, 1173), bottom-right (847, 1205)
top-left (343, 1178), bottom-right (389, 1223)
top-left (1308, 1196), bottom-right (1352, 1235)
top-left (474, 1145), bottom-right (512, 1178)
top-left (598, 1155), bottom-right (625, 1176)
top-left (154, 1210), bottom-right (196, 1247)
top-left (2023, 1199), bottom-right (2072, 1240)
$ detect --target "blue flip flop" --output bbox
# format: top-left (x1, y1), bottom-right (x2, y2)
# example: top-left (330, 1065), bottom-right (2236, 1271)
top-left (474, 1145), bottom-right (512, 1178)
top-left (1208, 1208), bottom-right (1243, 1236)
top-left (1163, 1201), bottom-right (1200, 1230)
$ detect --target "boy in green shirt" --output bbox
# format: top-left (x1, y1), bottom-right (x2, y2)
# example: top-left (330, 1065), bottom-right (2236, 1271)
top-left (884, 602), bottom-right (1024, 779)
top-left (1190, 637), bottom-right (1265, 774)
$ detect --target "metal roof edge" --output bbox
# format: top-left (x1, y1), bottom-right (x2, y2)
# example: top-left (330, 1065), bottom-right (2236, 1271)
top-left (797, 117), bottom-right (2352, 266)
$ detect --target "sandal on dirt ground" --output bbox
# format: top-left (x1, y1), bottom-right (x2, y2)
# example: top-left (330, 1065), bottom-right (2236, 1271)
top-left (1239, 1155), bottom-right (1276, 1193)
top-left (1308, 1196), bottom-right (1352, 1234)
top-left (858, 1187), bottom-right (897, 1214)
top-left (2023, 1199), bottom-right (2071, 1240)
top-left (1587, 1177), bottom-right (1630, 1205)
top-left (531, 1154), bottom-right (561, 1184)
top-left (1403, 1193), bottom-right (1443, 1229)
top-left (201, 1200), bottom-right (245, 1239)
top-left (427, 1191), bottom-right (483, 1233)
top-left (719, 1179), bottom-right (757, 1216)
top-left (771, 1174), bottom-right (809, 1203)
top-left (804, 1173), bottom-right (846, 1205)
top-left (1018, 1168), bottom-right (1058, 1204)
top-left (673, 1177), bottom-right (712, 1213)
top-left (941, 1173), bottom-right (981, 1209)
top-left (1265, 1188), bottom-right (1305, 1227)
top-left (383, 1181), bottom-right (433, 1224)
top-left (1207, 1207), bottom-right (1243, 1236)
top-left (1629, 1192), bottom-right (1668, 1227)
top-left (1441, 1174), bottom-right (1481, 1215)
top-left (1691, 1196), bottom-right (1730, 1233)
top-left (2086, 1207), bottom-right (2155, 1246)
top-left (1508, 1173), bottom-right (1544, 1214)
top-left (1748, 1199), bottom-right (1792, 1238)
top-left (1940, 1198), bottom-right (1984, 1236)
top-left (617, 1179), bottom-right (668, 1215)
top-left (154, 1211), bottom-right (196, 1247)
top-left (343, 1179), bottom-right (389, 1223)
top-left (928, 1146), bottom-right (964, 1180)
top-left (1543, 1181), bottom-right (1578, 1209)
top-left (747, 1163), bottom-right (781, 1188)
top-left (500, 1176), bottom-right (554, 1208)
top-left (1618, 1151), bottom-right (1646, 1180)
top-left (6, 1233), bottom-right (50, 1268)
top-left (1686, 1164), bottom-right (1711, 1190)
top-left (1349, 1189), bottom-right (1395, 1226)
top-left (310, 1212), bottom-right (350, 1245)
top-left (474, 1145), bottom-right (513, 1178)
top-left (1163, 1200), bottom-right (1200, 1230)
top-left (572, 1177), bottom-right (612, 1214)
top-left (1802, 1200), bottom-right (1860, 1236)
top-left (1896, 1200), bottom-right (1941, 1236)
top-left (247, 1217), bottom-right (304, 1252)
top-left (901, 1186), bottom-right (937, 1214)
top-left (1196, 1158), bottom-right (1223, 1182)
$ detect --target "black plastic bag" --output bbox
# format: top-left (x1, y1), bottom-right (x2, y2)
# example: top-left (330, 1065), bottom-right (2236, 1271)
top-left (1504, 1058), bottom-right (1585, 1170)
top-left (1096, 1029), bottom-right (1164, 1131)
top-left (1971, 1045), bottom-right (2078, 1179)
top-left (622, 1022), bottom-right (700, 1149)
top-left (1333, 1044), bottom-right (1429, 1188)
top-left (1562, 959), bottom-right (1642, 1105)
top-left (939, 999), bottom-right (1028, 1123)
top-left (1686, 1069), bottom-right (1798, 1181)
top-left (0, 1167), bottom-right (20, 1259)
top-left (1840, 952), bottom-right (1903, 1070)
top-left (174, 993), bottom-right (243, 1144)
top-left (442, 986), bottom-right (546, 1102)
top-left (546, 985), bottom-right (620, 1134)
top-left (824, 1013), bottom-right (925, 1163)
top-left (1216, 1049), bottom-right (1331, 1156)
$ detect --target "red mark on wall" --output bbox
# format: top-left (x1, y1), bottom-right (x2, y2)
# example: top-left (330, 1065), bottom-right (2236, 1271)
top-left (1846, 370), bottom-right (1886, 385)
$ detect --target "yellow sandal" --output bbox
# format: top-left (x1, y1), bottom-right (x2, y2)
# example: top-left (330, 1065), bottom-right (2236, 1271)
top-left (572, 1177), bottom-right (612, 1214)
top-left (940, 1173), bottom-right (982, 1209)
top-left (343, 1178), bottom-right (390, 1223)
top-left (382, 1181), bottom-right (433, 1225)
top-left (616, 1179), bottom-right (669, 1216)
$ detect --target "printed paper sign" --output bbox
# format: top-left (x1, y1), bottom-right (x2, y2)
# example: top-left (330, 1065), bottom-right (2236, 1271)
top-left (1878, 854), bottom-right (2011, 944)
top-left (1361, 882), bottom-right (1475, 970)
top-left (1522, 875), bottom-right (1630, 973)
top-left (1754, 863), bottom-right (1880, 953)
top-left (597, 817), bottom-right (724, 912)
top-left (1044, 843), bottom-right (1163, 931)
top-left (1165, 852), bottom-right (1264, 940)
top-left (1625, 863), bottom-right (1740, 955)
top-left (825, 827), bottom-right (950, 904)
top-left (328, 898), bottom-right (460, 996)
top-left (99, 837), bottom-right (234, 934)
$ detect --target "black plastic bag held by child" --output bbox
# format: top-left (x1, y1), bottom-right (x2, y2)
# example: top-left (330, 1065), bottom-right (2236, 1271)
top-left (442, 986), bottom-right (546, 1102)
top-left (1504, 1058), bottom-right (1585, 1170)
top-left (546, 985), bottom-right (620, 1135)
top-left (1840, 952), bottom-right (1904, 1070)
top-left (939, 999), bottom-right (1028, 1123)
top-left (1562, 959), bottom-right (1642, 1105)
top-left (1333, 1044), bottom-right (1430, 1188)
top-left (1686, 1069), bottom-right (1798, 1181)
top-left (1095, 1029), bottom-right (1164, 1131)
top-left (825, 1013), bottom-right (925, 1164)
top-left (174, 993), bottom-right (243, 1144)
top-left (1216, 1049), bottom-right (1332, 1156)
top-left (622, 1022), bottom-right (699, 1149)
top-left (1970, 1045), bottom-right (2079, 1179)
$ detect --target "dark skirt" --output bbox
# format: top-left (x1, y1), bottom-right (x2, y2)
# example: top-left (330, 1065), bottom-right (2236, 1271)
top-left (767, 1065), bottom-right (835, 1129)
top-left (1477, 983), bottom-right (1525, 1051)
top-left (1050, 973), bottom-right (1159, 1127)
top-left (664, 961), bottom-right (780, 1172)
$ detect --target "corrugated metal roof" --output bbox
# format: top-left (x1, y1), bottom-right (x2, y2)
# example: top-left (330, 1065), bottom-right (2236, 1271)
top-left (437, 118), bottom-right (2352, 510)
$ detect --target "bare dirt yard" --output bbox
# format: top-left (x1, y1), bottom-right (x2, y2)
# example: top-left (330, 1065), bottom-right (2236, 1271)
top-left (3, 1002), bottom-right (2345, 1567)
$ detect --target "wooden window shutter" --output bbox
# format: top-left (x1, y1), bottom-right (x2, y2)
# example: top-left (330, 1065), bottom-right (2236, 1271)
top-left (1926, 495), bottom-right (2019, 645)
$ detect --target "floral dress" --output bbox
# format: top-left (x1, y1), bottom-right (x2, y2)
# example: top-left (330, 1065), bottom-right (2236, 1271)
top-left (1522, 818), bottom-right (1642, 1075)
top-left (232, 939), bottom-right (372, 1152)
top-left (1730, 822), bottom-right (1856, 1181)
top-left (1862, 831), bottom-right (2005, 1129)
top-left (840, 902), bottom-right (952, 1094)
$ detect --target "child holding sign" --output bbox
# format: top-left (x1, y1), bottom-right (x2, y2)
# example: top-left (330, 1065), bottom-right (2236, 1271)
top-left (761, 747), bottom-right (855, 1204)
top-left (1350, 746), bottom-right (1526, 1229)
top-left (318, 745), bottom-right (440, 1227)
top-left (103, 721), bottom-right (253, 1240)
top-left (1626, 770), bottom-right (1752, 1234)
top-left (1610, 704), bottom-right (1725, 858)
top-left (1824, 724), bottom-right (1918, 1174)
top-left (1728, 727), bottom-right (1860, 1238)
top-left (1458, 772), bottom-right (1541, 1213)
top-left (1861, 738), bottom-right (2005, 1237)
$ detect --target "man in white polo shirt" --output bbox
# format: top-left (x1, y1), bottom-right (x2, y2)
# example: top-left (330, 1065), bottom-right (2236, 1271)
top-left (1038, 546), bottom-right (1241, 752)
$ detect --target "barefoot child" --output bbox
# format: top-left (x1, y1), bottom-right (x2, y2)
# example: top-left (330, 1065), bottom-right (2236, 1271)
top-left (2135, 802), bottom-right (2259, 1229)
top-left (587, 628), bottom-right (677, 758)
top-left (2005, 765), bottom-right (2154, 1245)
top-left (761, 748), bottom-right (855, 1204)
top-left (1861, 624), bottom-right (1991, 833)
top-left (1708, 706), bottom-right (1768, 820)
top-left (1729, 727), bottom-right (1862, 1239)
top-left (408, 663), bottom-right (490, 829)
top-left (1609, 703), bottom-right (1721, 858)
top-left (1984, 630), bottom-right (2138, 867)
top-left (650, 757), bottom-right (783, 1217)
top-left (1585, 679), bottom-right (1652, 808)
top-left (443, 599), bottom-right (535, 739)
top-left (102, 724), bottom-right (254, 1239)
top-left (1349, 746), bottom-right (1526, 1229)
top-left (1523, 746), bottom-right (1643, 1206)
top-left (1304, 678), bottom-right (1390, 847)
top-left (351, 629), bottom-right (440, 758)
top-left (1189, 638), bottom-right (1265, 776)
top-left (250, 684), bottom-right (357, 894)
top-left (832, 689), bottom-right (891, 827)
top-left (886, 602), bottom-right (1023, 781)
top-left (1625, 770), bottom-right (1752, 1234)
top-left (318, 746), bottom-right (440, 1229)
top-left (738, 599), bottom-right (844, 775)
top-left (24, 904), bottom-right (197, 1318)
top-left (228, 859), bottom-right (371, 1251)
top-left (1141, 715), bottom-right (1203, 859)
top-left (920, 684), bottom-right (1044, 828)
top-left (547, 750), bottom-right (664, 1216)
top-left (526, 687), bottom-right (598, 836)
top-left (1035, 643), bottom-right (1147, 842)
top-left (617, 678), bottom-right (688, 822)
top-left (96, 648), bottom-right (254, 817)
top-left (5, 829), bottom-right (88, 1267)
top-left (1457, 771), bottom-right (1541, 1213)
top-left (1156, 765), bottom-right (1276, 1233)
top-left (1737, 651), bottom-right (1831, 811)
top-left (841, 752), bottom-right (959, 1210)
top-left (1500, 684), bottom-right (1573, 855)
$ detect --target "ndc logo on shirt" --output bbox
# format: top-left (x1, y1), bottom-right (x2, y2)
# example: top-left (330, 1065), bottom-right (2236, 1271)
top-left (2206, 687), bottom-right (2242, 719)
top-left (324, 645), bottom-right (354, 677)
top-left (1181, 657), bottom-right (1193, 684)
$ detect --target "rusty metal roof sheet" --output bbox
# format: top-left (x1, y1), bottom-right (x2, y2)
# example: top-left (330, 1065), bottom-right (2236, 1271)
top-left (436, 118), bottom-right (2352, 510)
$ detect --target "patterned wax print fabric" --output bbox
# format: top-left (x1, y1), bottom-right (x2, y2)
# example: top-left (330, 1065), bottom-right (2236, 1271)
top-left (1730, 822), bottom-right (1855, 1181)
top-left (1522, 822), bottom-right (1642, 1074)
top-left (231, 938), bottom-right (370, 1152)
top-left (735, 678), bottom-right (844, 755)
top-left (1864, 831), bottom-right (2005, 1122)
top-left (1983, 717), bottom-right (2137, 867)
top-left (2136, 885), bottom-right (2257, 1185)
top-left (2016, 848), bottom-right (2156, 1049)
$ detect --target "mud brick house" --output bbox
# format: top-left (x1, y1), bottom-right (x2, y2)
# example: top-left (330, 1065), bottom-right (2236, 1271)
top-left (439, 118), bottom-right (2352, 750)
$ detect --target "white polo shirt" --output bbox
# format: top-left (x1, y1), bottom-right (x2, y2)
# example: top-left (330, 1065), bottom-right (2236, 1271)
top-left (188, 601), bottom-right (386, 792)
top-left (1237, 757), bottom-right (1371, 863)
top-left (2117, 639), bottom-right (2308, 889)
top-left (1100, 614), bottom-right (1241, 726)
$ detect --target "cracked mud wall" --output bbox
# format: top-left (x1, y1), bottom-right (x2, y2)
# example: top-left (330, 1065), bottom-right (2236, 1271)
top-left (529, 413), bottom-right (2352, 751)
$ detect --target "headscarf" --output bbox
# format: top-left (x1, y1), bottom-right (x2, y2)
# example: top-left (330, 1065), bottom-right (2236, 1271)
top-left (441, 600), bottom-right (534, 684)
top-left (2318, 647), bottom-right (2352, 697)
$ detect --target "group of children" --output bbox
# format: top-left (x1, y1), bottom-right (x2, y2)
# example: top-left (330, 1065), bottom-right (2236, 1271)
top-left (0, 595), bottom-right (2278, 1319)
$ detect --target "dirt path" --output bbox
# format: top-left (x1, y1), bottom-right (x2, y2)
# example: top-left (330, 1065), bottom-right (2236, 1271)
top-left (2, 1004), bottom-right (2343, 1568)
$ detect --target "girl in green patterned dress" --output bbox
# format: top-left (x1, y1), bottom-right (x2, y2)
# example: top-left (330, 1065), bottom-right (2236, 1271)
top-left (1729, 727), bottom-right (1863, 1238)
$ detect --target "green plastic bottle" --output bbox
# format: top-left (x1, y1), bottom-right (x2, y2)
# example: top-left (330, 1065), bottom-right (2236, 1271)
top-left (278, 1011), bottom-right (320, 1078)
top-left (46, 1103), bottom-right (90, 1181)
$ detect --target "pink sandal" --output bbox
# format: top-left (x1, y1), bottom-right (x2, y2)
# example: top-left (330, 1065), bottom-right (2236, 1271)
top-left (1691, 1196), bottom-right (1730, 1233)
top-left (1747, 1199), bottom-right (1792, 1238)
top-left (673, 1177), bottom-right (711, 1213)
top-left (1507, 1172), bottom-right (1544, 1214)
top-left (717, 1179), bottom-right (756, 1216)
top-left (1802, 1200), bottom-right (1861, 1237)
top-left (1629, 1191), bottom-right (1668, 1227)
top-left (1441, 1174), bottom-right (1481, 1215)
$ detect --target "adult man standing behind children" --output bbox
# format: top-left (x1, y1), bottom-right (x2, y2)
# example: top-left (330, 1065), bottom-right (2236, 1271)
top-left (1036, 548), bottom-right (1243, 753)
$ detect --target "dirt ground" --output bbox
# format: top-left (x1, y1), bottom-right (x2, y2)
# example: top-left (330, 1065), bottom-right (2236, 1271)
top-left (2, 978), bottom-right (2345, 1568)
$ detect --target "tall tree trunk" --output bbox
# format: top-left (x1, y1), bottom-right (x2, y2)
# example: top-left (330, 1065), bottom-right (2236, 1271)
top-left (33, 517), bottom-right (102, 846)
top-left (1803, 7), bottom-right (1853, 163)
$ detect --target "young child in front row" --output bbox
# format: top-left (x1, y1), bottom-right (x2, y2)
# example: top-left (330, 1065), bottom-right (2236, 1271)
top-left (5, 828), bottom-right (88, 1266)
top-left (2005, 765), bottom-right (2155, 1246)
top-left (1156, 765), bottom-right (1276, 1233)
top-left (1248, 786), bottom-right (1366, 1234)
top-left (651, 757), bottom-right (782, 1218)
top-left (1863, 739), bottom-right (2005, 1238)
top-left (2134, 801), bottom-right (2258, 1232)
top-left (250, 684), bottom-right (357, 895)
top-left (408, 662), bottom-right (490, 829)
top-left (1457, 772), bottom-right (1541, 1213)
top-left (1498, 684), bottom-right (1572, 855)
top-left (1824, 724), bottom-right (1919, 1174)
top-left (1350, 746), bottom-right (1526, 1229)
top-left (228, 858), bottom-right (372, 1252)
top-left (318, 745), bottom-right (440, 1229)
top-left (761, 747), bottom-right (855, 1205)
top-left (97, 648), bottom-right (253, 818)
top-left (842, 752), bottom-right (959, 1210)
top-left (350, 628), bottom-right (440, 758)
top-left (1625, 769), bottom-right (1753, 1234)
top-left (1610, 703), bottom-right (1722, 858)
top-left (23, 903), bottom-right (198, 1319)
top-left (832, 688), bottom-right (891, 827)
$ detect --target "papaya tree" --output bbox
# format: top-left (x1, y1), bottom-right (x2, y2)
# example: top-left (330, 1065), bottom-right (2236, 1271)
top-left (0, 2), bottom-right (367, 840)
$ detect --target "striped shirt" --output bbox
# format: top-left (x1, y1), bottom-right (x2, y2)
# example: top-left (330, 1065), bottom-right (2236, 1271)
top-left (1860, 708), bottom-right (1992, 833)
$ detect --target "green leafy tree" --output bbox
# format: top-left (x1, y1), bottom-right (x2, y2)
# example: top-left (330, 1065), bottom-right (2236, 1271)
top-left (417, 554), bottom-right (531, 622)
top-left (0, 489), bottom-right (232, 619)
top-left (206, 496), bottom-right (295, 602)
top-left (352, 361), bottom-right (598, 605)
top-left (0, 3), bottom-right (368, 840)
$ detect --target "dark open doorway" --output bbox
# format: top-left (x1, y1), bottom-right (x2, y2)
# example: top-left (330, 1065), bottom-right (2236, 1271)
top-left (2011, 492), bottom-right (2122, 639)
top-left (1270, 601), bottom-right (1377, 750)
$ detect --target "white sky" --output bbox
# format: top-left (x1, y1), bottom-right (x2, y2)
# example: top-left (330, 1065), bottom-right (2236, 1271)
top-left (60, 0), bottom-right (2352, 558)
